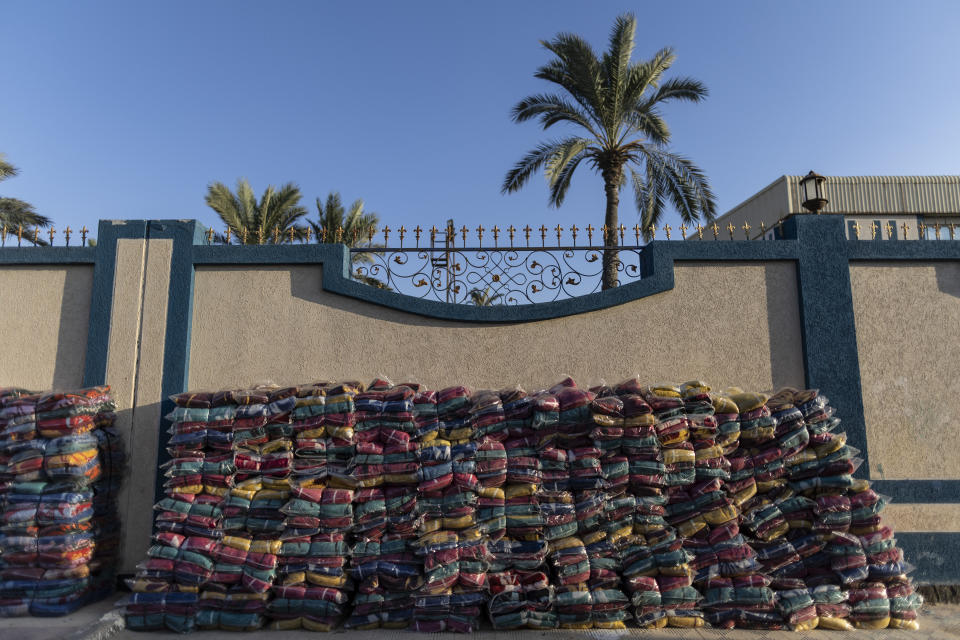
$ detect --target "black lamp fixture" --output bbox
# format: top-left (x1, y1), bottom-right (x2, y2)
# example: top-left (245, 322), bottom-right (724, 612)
top-left (799, 170), bottom-right (828, 214)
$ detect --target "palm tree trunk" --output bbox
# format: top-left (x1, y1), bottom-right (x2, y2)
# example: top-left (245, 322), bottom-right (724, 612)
top-left (601, 168), bottom-right (621, 290)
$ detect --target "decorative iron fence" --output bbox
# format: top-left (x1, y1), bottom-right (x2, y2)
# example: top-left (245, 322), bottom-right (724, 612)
top-left (351, 245), bottom-right (645, 305)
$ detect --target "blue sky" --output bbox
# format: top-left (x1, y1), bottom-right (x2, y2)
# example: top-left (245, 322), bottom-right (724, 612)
top-left (2, 0), bottom-right (959, 241)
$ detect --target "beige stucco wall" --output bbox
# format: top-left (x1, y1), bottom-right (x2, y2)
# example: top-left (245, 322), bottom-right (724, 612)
top-left (189, 262), bottom-right (805, 394)
top-left (0, 265), bottom-right (93, 389)
top-left (851, 261), bottom-right (960, 479)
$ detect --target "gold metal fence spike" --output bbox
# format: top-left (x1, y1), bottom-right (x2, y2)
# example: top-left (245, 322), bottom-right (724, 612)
top-left (601, 224), bottom-right (609, 244)
top-left (901, 222), bottom-right (909, 239)
top-left (871, 222), bottom-right (877, 240)
top-left (226, 227), bottom-right (232, 244)
top-left (242, 228), bottom-right (249, 244)
top-left (633, 224), bottom-right (641, 245)
top-left (650, 224), bottom-right (656, 240)
top-left (64, 226), bottom-right (72, 247)
top-left (399, 225), bottom-right (406, 248)
top-left (460, 225), bottom-right (468, 246)
top-left (935, 223), bottom-right (942, 240)
top-left (853, 221), bottom-right (861, 239)
top-left (33, 227), bottom-right (39, 244)
top-left (664, 224), bottom-right (672, 240)
top-left (336, 225), bottom-right (344, 243)
top-left (476, 224), bottom-right (485, 247)
top-left (523, 225), bottom-right (532, 246)
top-left (429, 225), bottom-right (438, 245)
top-left (917, 222), bottom-right (926, 238)
top-left (273, 226), bottom-right (280, 244)
top-left (679, 223), bottom-right (687, 240)
top-left (539, 224), bottom-right (547, 247)
top-left (288, 227), bottom-right (295, 243)
top-left (742, 222), bottom-right (751, 239)
top-left (80, 226), bottom-right (89, 247)
top-left (257, 228), bottom-right (264, 244)
top-left (206, 228), bottom-right (214, 244)
top-left (727, 222), bottom-right (735, 240)
top-left (696, 223), bottom-right (704, 240)
top-left (305, 227), bottom-right (312, 243)
top-left (554, 224), bottom-right (562, 246)
top-left (777, 218), bottom-right (784, 236)
top-left (1, 224), bottom-right (6, 247)
top-left (48, 227), bottom-right (56, 245)
top-left (17, 225), bottom-right (23, 246)
top-left (571, 224), bottom-right (579, 246)
top-left (382, 225), bottom-right (390, 244)
top-left (320, 227), bottom-right (327, 243)
top-left (618, 223), bottom-right (625, 244)
top-left (759, 221), bottom-right (766, 239)
top-left (711, 222), bottom-right (719, 239)
top-left (414, 225), bottom-right (422, 247)
top-left (508, 225), bottom-right (516, 247)
top-left (585, 224), bottom-right (594, 245)
top-left (492, 225), bottom-right (500, 247)
top-left (352, 227), bottom-right (359, 245)
top-left (885, 221), bottom-right (894, 240)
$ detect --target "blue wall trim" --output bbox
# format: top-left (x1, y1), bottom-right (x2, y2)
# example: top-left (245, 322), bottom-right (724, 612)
top-left (0, 246), bottom-right (96, 264)
top-left (83, 221), bottom-right (148, 387)
top-left (848, 239), bottom-right (960, 260)
top-left (869, 480), bottom-right (960, 504)
top-left (895, 533), bottom-right (960, 584)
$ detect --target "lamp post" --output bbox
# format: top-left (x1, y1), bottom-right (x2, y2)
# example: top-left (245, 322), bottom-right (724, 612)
top-left (799, 170), bottom-right (828, 214)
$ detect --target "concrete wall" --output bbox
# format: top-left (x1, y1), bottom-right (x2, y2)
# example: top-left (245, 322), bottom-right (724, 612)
top-left (188, 262), bottom-right (805, 393)
top-left (3, 217), bottom-right (960, 582)
top-left (0, 264), bottom-right (93, 389)
top-left (850, 261), bottom-right (960, 480)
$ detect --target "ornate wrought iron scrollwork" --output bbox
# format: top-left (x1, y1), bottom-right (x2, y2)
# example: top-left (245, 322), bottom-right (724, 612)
top-left (351, 246), bottom-right (646, 305)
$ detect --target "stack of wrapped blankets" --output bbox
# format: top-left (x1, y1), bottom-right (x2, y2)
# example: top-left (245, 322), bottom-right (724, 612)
top-left (124, 378), bottom-right (922, 632)
top-left (0, 386), bottom-right (123, 616)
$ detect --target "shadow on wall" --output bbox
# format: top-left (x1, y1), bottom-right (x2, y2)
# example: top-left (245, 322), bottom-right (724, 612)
top-left (764, 263), bottom-right (806, 391)
top-left (936, 263), bottom-right (960, 299)
top-left (53, 266), bottom-right (93, 389)
top-left (287, 264), bottom-right (492, 328)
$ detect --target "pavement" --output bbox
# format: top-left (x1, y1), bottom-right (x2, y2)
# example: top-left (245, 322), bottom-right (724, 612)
top-left (5, 601), bottom-right (960, 640)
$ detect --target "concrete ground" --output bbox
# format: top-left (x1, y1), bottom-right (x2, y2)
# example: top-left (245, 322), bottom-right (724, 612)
top-left (6, 601), bottom-right (960, 640)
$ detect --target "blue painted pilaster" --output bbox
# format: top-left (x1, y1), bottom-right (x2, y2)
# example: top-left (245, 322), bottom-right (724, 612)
top-left (83, 220), bottom-right (148, 387)
top-left (784, 215), bottom-right (870, 476)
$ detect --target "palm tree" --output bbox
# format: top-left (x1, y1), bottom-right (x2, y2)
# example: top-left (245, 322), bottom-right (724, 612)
top-left (469, 287), bottom-right (503, 306)
top-left (311, 192), bottom-right (388, 290)
top-left (310, 192), bottom-right (379, 246)
top-left (502, 14), bottom-right (717, 289)
top-left (0, 154), bottom-right (51, 245)
top-left (205, 178), bottom-right (308, 244)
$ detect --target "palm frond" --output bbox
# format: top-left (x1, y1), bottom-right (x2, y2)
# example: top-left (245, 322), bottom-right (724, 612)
top-left (0, 154), bottom-right (19, 182)
top-left (510, 93), bottom-right (601, 138)
top-left (502, 139), bottom-right (579, 194)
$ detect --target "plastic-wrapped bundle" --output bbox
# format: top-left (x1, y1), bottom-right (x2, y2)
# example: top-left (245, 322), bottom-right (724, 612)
top-left (809, 583), bottom-right (853, 630)
top-left (470, 390), bottom-right (506, 441)
top-left (0, 386), bottom-right (119, 618)
top-left (848, 581), bottom-right (891, 629)
top-left (437, 386), bottom-right (473, 443)
top-left (487, 537), bottom-right (548, 573)
top-left (487, 570), bottom-right (556, 629)
top-left (589, 394), bottom-right (623, 456)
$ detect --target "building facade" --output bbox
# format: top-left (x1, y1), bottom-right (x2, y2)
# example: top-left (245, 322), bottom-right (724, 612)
top-left (701, 175), bottom-right (960, 240)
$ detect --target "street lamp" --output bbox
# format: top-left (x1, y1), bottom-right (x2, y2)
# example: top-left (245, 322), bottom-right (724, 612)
top-left (799, 170), bottom-right (828, 214)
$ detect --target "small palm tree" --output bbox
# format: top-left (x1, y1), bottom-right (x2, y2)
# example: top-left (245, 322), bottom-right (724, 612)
top-left (311, 192), bottom-right (388, 289)
top-left (503, 14), bottom-right (717, 289)
top-left (469, 287), bottom-right (503, 306)
top-left (0, 154), bottom-right (51, 245)
top-left (310, 192), bottom-right (379, 246)
top-left (205, 178), bottom-right (308, 244)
